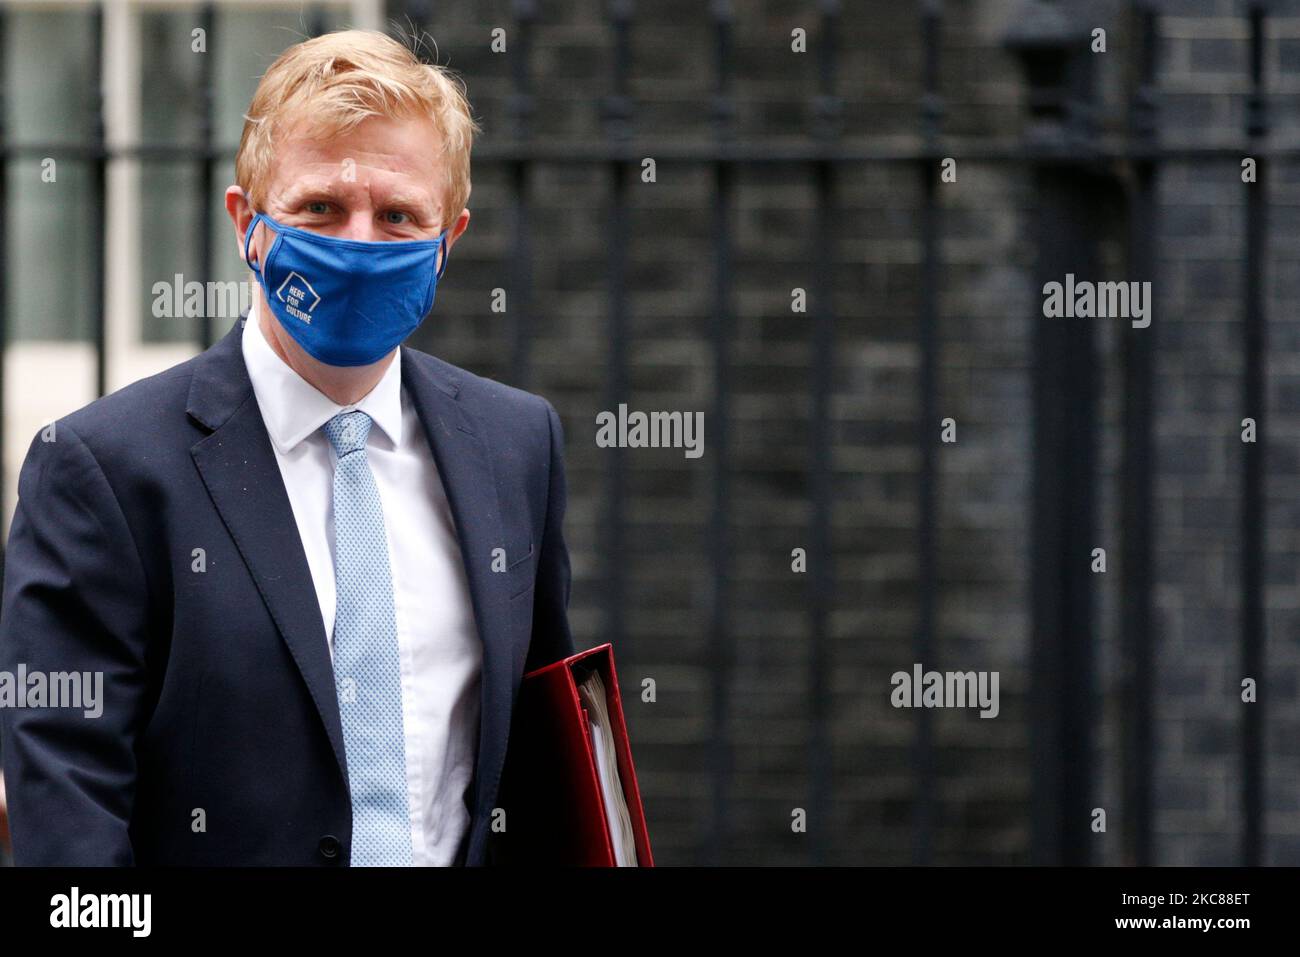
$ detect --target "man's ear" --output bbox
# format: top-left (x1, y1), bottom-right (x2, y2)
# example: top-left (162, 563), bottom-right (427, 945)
top-left (439, 208), bottom-right (471, 275)
top-left (446, 207), bottom-right (471, 249)
top-left (225, 185), bottom-right (256, 264)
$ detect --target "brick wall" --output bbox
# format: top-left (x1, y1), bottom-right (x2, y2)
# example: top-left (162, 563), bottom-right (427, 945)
top-left (400, 0), bottom-right (1300, 865)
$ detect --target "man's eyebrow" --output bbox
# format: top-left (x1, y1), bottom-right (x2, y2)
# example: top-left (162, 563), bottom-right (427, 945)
top-left (380, 190), bottom-right (438, 212)
top-left (281, 181), bottom-right (437, 213)
top-left (280, 180), bottom-right (349, 204)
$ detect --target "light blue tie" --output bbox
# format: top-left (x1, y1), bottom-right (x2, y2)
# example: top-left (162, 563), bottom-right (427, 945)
top-left (323, 409), bottom-right (413, 866)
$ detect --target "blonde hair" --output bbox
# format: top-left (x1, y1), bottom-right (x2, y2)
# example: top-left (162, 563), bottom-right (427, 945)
top-left (235, 29), bottom-right (480, 232)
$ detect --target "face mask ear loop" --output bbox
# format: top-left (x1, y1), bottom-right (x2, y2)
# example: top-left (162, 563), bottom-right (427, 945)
top-left (243, 213), bottom-right (266, 277)
top-left (435, 228), bottom-right (451, 281)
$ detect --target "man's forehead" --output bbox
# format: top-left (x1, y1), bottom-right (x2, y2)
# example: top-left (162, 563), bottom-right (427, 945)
top-left (282, 113), bottom-right (441, 158)
top-left (266, 116), bottom-right (445, 206)
top-left (274, 175), bottom-right (436, 206)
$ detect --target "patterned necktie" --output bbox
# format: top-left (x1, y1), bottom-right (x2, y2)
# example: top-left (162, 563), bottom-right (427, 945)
top-left (323, 409), bottom-right (413, 866)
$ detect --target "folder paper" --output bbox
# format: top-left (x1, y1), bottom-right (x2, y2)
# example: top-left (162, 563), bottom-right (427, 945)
top-left (492, 643), bottom-right (654, 866)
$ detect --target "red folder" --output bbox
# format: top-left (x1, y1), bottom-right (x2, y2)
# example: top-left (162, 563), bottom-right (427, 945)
top-left (491, 643), bottom-right (654, 866)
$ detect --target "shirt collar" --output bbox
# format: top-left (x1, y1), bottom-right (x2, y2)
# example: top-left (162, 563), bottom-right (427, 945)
top-left (242, 298), bottom-right (404, 454)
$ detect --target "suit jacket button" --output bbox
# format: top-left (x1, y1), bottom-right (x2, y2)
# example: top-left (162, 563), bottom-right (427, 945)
top-left (318, 835), bottom-right (342, 861)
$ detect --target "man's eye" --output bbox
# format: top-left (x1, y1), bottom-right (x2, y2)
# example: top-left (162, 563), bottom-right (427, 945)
top-left (384, 210), bottom-right (410, 225)
top-left (305, 202), bottom-right (330, 214)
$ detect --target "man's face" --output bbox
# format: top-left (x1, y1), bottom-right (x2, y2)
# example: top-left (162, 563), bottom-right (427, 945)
top-left (227, 111), bottom-right (470, 382)
top-left (250, 112), bottom-right (454, 263)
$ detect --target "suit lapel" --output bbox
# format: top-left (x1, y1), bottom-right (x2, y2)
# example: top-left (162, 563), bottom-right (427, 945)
top-left (186, 319), bottom-right (349, 785)
top-left (400, 349), bottom-right (515, 831)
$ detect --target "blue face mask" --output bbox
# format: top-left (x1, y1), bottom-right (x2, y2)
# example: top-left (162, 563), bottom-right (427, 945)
top-left (243, 210), bottom-right (450, 367)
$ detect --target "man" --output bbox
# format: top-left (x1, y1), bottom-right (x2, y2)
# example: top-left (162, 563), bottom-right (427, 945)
top-left (0, 29), bottom-right (574, 865)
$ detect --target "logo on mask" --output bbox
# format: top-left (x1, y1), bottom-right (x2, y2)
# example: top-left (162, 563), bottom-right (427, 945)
top-left (276, 271), bottom-right (321, 324)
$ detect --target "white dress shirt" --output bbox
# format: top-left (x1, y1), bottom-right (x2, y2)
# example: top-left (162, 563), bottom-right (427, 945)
top-left (242, 300), bottom-right (482, 866)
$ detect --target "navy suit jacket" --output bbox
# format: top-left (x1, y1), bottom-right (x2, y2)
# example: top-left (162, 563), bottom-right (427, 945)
top-left (0, 317), bottom-right (575, 865)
